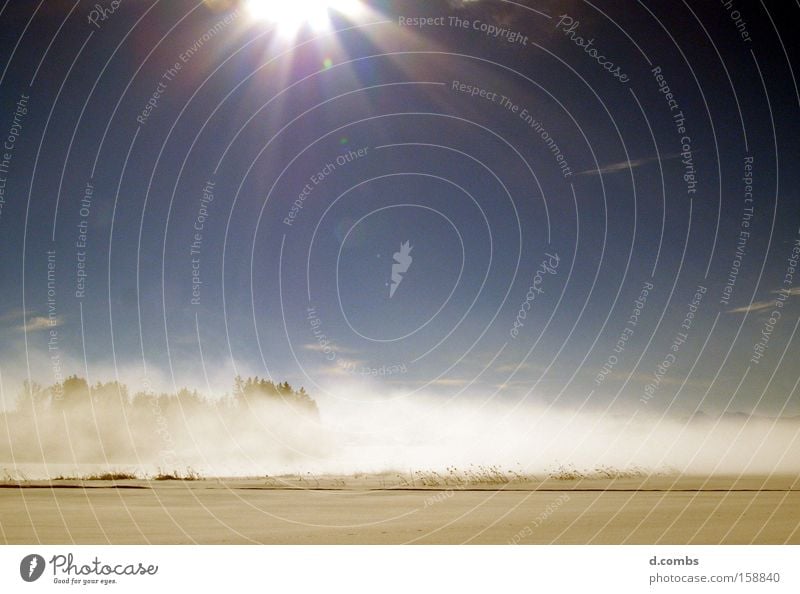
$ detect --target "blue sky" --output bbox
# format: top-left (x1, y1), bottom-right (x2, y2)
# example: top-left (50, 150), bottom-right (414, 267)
top-left (1, 0), bottom-right (799, 418)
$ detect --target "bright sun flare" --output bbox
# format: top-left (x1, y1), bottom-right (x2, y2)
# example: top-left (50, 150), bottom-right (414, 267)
top-left (245, 0), bottom-right (362, 35)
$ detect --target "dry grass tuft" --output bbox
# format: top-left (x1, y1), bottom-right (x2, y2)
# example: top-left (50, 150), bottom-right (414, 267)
top-left (152, 467), bottom-right (202, 481)
top-left (546, 463), bottom-right (649, 480)
top-left (412, 465), bottom-right (537, 487)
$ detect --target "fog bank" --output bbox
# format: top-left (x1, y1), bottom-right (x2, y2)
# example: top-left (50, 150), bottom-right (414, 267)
top-left (2, 378), bottom-right (799, 478)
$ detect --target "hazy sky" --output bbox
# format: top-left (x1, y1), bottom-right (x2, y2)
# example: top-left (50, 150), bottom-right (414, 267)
top-left (1, 0), bottom-right (799, 418)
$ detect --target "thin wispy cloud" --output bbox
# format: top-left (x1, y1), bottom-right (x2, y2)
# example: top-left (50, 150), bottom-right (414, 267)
top-left (429, 378), bottom-right (469, 386)
top-left (303, 342), bottom-right (359, 355)
top-left (578, 155), bottom-right (677, 176)
top-left (728, 301), bottom-right (774, 314)
top-left (18, 316), bottom-right (59, 332)
top-left (316, 357), bottom-right (370, 378)
top-left (728, 288), bottom-right (800, 314)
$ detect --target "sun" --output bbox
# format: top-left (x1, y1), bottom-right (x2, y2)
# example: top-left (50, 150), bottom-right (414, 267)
top-left (244, 0), bottom-right (362, 35)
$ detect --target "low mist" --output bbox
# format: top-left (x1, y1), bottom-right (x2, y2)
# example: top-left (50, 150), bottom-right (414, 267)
top-left (2, 376), bottom-right (799, 479)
